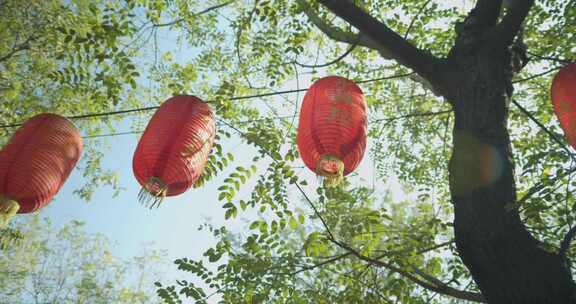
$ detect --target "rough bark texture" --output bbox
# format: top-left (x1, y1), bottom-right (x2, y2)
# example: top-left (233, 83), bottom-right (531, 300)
top-left (445, 6), bottom-right (576, 304)
top-left (447, 52), bottom-right (576, 304)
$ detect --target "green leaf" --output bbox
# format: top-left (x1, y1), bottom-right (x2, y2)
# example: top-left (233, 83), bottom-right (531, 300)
top-left (289, 217), bottom-right (298, 229)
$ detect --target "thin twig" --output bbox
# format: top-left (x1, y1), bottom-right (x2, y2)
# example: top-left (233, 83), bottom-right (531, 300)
top-left (290, 252), bottom-right (353, 275)
top-left (294, 36), bottom-right (360, 68)
top-left (216, 117), bottom-right (337, 240)
top-left (528, 51), bottom-right (574, 65)
top-left (511, 99), bottom-right (575, 160)
top-left (516, 166), bottom-right (576, 208)
top-left (153, 1), bottom-right (234, 28)
top-left (512, 66), bottom-right (563, 84)
top-left (404, 0), bottom-right (433, 39)
top-left (329, 239), bottom-right (486, 303)
top-left (559, 225), bottom-right (576, 258)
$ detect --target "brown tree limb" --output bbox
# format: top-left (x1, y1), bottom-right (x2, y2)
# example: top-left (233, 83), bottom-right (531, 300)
top-left (316, 0), bottom-right (441, 85)
top-left (473, 0), bottom-right (503, 27)
top-left (560, 226), bottom-right (576, 259)
top-left (299, 2), bottom-right (443, 94)
top-left (297, 1), bottom-right (385, 55)
top-left (492, 0), bottom-right (535, 46)
top-left (329, 239), bottom-right (487, 303)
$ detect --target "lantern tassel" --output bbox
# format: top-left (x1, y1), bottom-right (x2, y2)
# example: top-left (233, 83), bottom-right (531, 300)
top-left (0, 196), bottom-right (19, 229)
top-left (138, 177), bottom-right (168, 209)
top-left (316, 155), bottom-right (345, 187)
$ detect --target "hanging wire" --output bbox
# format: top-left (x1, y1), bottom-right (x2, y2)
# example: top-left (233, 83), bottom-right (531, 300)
top-left (0, 73), bottom-right (415, 130)
top-left (81, 115), bottom-right (298, 139)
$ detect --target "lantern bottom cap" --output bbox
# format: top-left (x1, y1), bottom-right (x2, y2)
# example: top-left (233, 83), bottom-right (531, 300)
top-left (0, 196), bottom-right (20, 229)
top-left (138, 177), bottom-right (168, 209)
top-left (316, 155), bottom-right (345, 187)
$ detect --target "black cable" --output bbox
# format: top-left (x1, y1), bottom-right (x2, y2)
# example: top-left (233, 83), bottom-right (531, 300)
top-left (82, 115), bottom-right (298, 139)
top-left (0, 73), bottom-right (413, 130)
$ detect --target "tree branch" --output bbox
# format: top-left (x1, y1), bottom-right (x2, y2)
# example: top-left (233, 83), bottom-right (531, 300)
top-left (559, 226), bottom-right (576, 259)
top-left (510, 99), bottom-right (574, 159)
top-left (472, 0), bottom-right (503, 27)
top-left (514, 166), bottom-right (576, 211)
top-left (492, 0), bottom-right (535, 46)
top-left (294, 40), bottom-right (359, 68)
top-left (153, 1), bottom-right (234, 28)
top-left (290, 252), bottom-right (353, 275)
top-left (316, 0), bottom-right (440, 84)
top-left (404, 0), bottom-right (433, 39)
top-left (528, 51), bottom-right (575, 65)
top-left (297, 1), bottom-right (386, 55)
top-left (299, 2), bottom-right (442, 94)
top-left (330, 239), bottom-right (486, 303)
top-left (0, 35), bottom-right (36, 63)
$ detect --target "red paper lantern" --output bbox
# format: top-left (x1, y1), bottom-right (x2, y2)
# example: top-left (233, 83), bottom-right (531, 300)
top-left (133, 95), bottom-right (216, 208)
top-left (552, 63), bottom-right (576, 149)
top-left (296, 76), bottom-right (367, 185)
top-left (0, 113), bottom-right (83, 227)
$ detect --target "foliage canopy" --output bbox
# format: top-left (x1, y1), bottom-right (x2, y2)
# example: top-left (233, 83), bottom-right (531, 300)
top-left (1, 0), bottom-right (575, 303)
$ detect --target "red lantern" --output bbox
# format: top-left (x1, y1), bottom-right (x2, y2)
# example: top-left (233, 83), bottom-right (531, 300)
top-left (552, 63), bottom-right (576, 149)
top-left (0, 114), bottom-right (83, 227)
top-left (296, 76), bottom-right (367, 185)
top-left (133, 95), bottom-right (216, 208)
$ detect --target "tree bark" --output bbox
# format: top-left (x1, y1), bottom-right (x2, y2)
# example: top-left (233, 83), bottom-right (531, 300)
top-left (446, 10), bottom-right (576, 304)
top-left (447, 62), bottom-right (576, 304)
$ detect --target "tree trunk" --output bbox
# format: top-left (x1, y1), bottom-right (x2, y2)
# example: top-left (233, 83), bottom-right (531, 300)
top-left (447, 43), bottom-right (576, 303)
